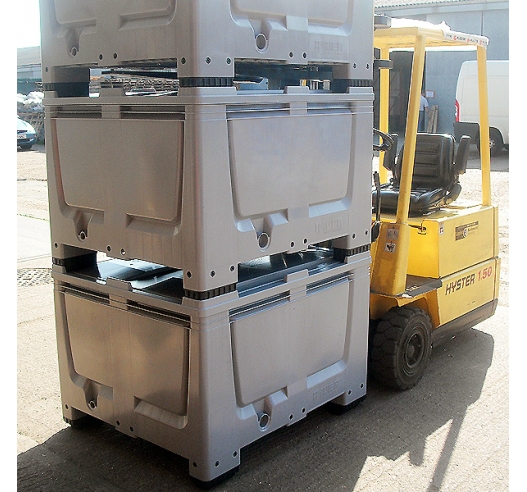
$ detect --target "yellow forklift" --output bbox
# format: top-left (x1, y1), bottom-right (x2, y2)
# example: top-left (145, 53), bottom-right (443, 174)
top-left (368, 18), bottom-right (500, 390)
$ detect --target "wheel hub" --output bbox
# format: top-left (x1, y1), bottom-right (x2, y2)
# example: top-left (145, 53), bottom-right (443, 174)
top-left (405, 333), bottom-right (423, 367)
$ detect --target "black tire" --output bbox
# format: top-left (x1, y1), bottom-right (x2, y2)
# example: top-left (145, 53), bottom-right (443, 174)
top-left (477, 127), bottom-right (503, 157)
top-left (489, 128), bottom-right (504, 156)
top-left (369, 306), bottom-right (433, 390)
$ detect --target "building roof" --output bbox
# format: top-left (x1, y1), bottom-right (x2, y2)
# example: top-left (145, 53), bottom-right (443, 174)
top-left (374, 0), bottom-right (504, 7)
top-left (17, 46), bottom-right (41, 67)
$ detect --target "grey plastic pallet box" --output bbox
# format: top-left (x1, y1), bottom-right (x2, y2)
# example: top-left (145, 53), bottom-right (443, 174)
top-left (40, 0), bottom-right (373, 84)
top-left (45, 86), bottom-right (373, 293)
top-left (52, 250), bottom-right (370, 484)
top-left (41, 2), bottom-right (376, 486)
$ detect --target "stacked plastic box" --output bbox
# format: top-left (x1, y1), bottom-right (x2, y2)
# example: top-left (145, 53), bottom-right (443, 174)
top-left (41, 0), bottom-right (374, 485)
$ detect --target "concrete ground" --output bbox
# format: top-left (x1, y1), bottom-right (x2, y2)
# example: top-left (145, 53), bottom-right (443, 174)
top-left (16, 144), bottom-right (512, 491)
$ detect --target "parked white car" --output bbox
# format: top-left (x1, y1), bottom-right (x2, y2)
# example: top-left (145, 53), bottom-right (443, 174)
top-left (17, 116), bottom-right (37, 150)
top-left (454, 60), bottom-right (509, 156)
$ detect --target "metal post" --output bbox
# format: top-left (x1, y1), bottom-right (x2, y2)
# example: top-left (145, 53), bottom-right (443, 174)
top-left (370, 34), bottom-right (426, 296)
top-left (396, 34), bottom-right (426, 225)
top-left (379, 47), bottom-right (390, 184)
top-left (477, 45), bottom-right (492, 206)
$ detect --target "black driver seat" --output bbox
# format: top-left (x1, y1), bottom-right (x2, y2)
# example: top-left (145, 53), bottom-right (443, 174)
top-left (375, 133), bottom-right (471, 216)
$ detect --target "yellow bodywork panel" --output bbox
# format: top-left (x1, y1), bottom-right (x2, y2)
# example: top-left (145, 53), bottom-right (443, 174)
top-left (370, 291), bottom-right (439, 326)
top-left (406, 203), bottom-right (498, 278)
top-left (370, 256), bottom-right (499, 328)
top-left (371, 203), bottom-right (498, 278)
top-left (437, 257), bottom-right (500, 326)
top-left (370, 202), bottom-right (499, 326)
top-left (370, 221), bottom-right (412, 295)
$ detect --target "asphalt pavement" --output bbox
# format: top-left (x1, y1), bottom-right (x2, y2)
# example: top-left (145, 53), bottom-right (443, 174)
top-left (16, 144), bottom-right (512, 491)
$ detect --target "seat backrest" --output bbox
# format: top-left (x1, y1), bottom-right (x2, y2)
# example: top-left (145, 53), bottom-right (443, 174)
top-left (382, 133), bottom-right (398, 173)
top-left (454, 135), bottom-right (471, 175)
top-left (394, 134), bottom-right (456, 190)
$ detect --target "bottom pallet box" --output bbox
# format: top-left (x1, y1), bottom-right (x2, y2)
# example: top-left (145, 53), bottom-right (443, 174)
top-left (52, 249), bottom-right (370, 485)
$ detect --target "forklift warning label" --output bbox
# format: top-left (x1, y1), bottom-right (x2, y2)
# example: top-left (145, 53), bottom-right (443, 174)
top-left (455, 221), bottom-right (479, 240)
top-left (385, 242), bottom-right (396, 253)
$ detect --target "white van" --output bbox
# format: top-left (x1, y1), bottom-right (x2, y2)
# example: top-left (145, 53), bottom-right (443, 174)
top-left (454, 60), bottom-right (509, 155)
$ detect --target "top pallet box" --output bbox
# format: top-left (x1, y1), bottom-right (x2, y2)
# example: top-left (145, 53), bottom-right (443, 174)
top-left (40, 0), bottom-right (373, 84)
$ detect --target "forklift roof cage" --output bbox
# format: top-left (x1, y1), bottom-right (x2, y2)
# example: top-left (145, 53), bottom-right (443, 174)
top-left (374, 18), bottom-right (491, 211)
top-left (372, 18), bottom-right (491, 297)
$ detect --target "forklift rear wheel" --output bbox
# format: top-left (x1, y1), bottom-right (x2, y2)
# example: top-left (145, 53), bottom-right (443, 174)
top-left (369, 306), bottom-right (432, 390)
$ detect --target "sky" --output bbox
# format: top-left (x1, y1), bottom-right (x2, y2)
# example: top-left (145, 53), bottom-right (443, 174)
top-left (16, 0), bottom-right (41, 48)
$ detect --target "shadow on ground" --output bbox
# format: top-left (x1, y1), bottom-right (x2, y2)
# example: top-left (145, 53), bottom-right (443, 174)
top-left (18, 328), bottom-right (494, 491)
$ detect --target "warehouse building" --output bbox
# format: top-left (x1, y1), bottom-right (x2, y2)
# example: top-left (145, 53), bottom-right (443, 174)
top-left (16, 1), bottom-right (509, 137)
top-left (17, 46), bottom-right (42, 94)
